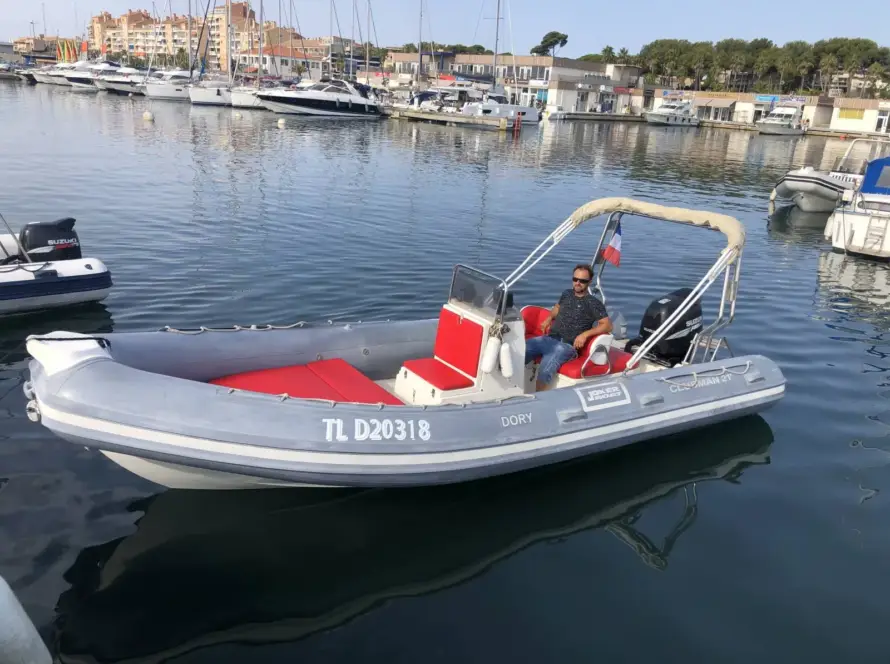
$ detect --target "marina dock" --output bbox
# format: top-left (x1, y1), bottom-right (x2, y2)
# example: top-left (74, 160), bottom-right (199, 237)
top-left (390, 108), bottom-right (515, 131)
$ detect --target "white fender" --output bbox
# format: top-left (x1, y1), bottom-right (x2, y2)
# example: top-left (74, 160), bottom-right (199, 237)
top-left (499, 339), bottom-right (514, 378)
top-left (481, 336), bottom-right (501, 374)
top-left (591, 334), bottom-right (614, 366)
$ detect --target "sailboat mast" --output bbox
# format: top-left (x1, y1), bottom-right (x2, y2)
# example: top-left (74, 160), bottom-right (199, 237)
top-left (187, 0), bottom-right (192, 72)
top-left (257, 0), bottom-right (263, 87)
top-left (364, 0), bottom-right (369, 77)
top-left (328, 0), bottom-right (333, 78)
top-left (492, 0), bottom-right (500, 90)
top-left (226, 0), bottom-right (232, 80)
top-left (350, 0), bottom-right (355, 78)
top-left (416, 0), bottom-right (421, 83)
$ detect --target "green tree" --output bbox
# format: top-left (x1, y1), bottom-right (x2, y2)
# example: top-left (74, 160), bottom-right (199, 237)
top-left (530, 31), bottom-right (568, 57)
top-left (601, 45), bottom-right (615, 63)
top-left (754, 48), bottom-right (776, 90)
top-left (579, 53), bottom-right (603, 63)
top-left (865, 62), bottom-right (886, 97)
top-left (796, 50), bottom-right (814, 92)
top-left (173, 47), bottom-right (188, 69)
top-left (617, 47), bottom-right (629, 63)
top-left (819, 53), bottom-right (838, 93)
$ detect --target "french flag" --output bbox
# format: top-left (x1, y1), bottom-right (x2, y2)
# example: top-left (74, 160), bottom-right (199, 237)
top-left (601, 222), bottom-right (622, 266)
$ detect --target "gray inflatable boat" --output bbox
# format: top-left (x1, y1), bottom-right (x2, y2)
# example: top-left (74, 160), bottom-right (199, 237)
top-left (23, 198), bottom-right (786, 490)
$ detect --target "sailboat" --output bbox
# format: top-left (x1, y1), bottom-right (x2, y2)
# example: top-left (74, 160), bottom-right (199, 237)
top-left (230, 0), bottom-right (268, 108)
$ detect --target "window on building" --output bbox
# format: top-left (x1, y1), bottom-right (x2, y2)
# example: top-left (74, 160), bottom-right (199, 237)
top-left (838, 108), bottom-right (865, 120)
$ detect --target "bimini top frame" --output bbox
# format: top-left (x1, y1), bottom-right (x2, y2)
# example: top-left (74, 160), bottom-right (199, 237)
top-left (502, 197), bottom-right (746, 371)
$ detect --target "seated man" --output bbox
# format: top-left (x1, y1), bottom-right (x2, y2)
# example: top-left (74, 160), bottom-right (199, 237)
top-left (526, 264), bottom-right (613, 390)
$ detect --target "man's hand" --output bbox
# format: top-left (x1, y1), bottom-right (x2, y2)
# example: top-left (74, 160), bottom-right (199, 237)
top-left (573, 332), bottom-right (589, 350)
top-left (540, 316), bottom-right (552, 334)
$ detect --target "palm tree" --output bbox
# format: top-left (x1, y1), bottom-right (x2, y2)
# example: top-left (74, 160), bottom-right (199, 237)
top-left (777, 51), bottom-right (795, 92)
top-left (730, 52), bottom-right (747, 91)
top-left (617, 47), bottom-right (629, 63)
top-left (691, 47), bottom-right (711, 90)
top-left (797, 53), bottom-right (813, 92)
top-left (819, 54), bottom-right (839, 94)
top-left (601, 45), bottom-right (616, 64)
top-left (753, 50), bottom-right (774, 90)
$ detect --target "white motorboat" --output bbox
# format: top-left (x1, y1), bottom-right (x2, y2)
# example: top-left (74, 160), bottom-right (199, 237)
top-left (64, 62), bottom-right (119, 91)
top-left (756, 105), bottom-right (805, 135)
top-left (44, 63), bottom-right (80, 86)
top-left (257, 79), bottom-right (382, 118)
top-left (770, 138), bottom-right (890, 213)
top-left (22, 197), bottom-right (784, 490)
top-left (95, 67), bottom-right (147, 95)
top-left (30, 66), bottom-right (58, 85)
top-left (0, 217), bottom-right (111, 316)
top-left (645, 100), bottom-right (700, 126)
top-left (188, 79), bottom-right (232, 106)
top-left (824, 156), bottom-right (890, 259)
top-left (461, 93), bottom-right (541, 124)
top-left (143, 70), bottom-right (192, 101)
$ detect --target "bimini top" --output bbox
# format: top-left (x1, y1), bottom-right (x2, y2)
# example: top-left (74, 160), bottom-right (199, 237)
top-left (566, 197), bottom-right (746, 254)
top-left (861, 156), bottom-right (890, 197)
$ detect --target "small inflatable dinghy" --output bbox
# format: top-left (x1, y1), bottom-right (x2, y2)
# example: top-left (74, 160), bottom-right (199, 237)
top-left (0, 217), bottom-right (112, 316)
top-left (23, 198), bottom-right (785, 490)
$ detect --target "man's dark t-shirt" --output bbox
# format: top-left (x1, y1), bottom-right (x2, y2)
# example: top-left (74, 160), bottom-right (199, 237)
top-left (549, 289), bottom-right (608, 345)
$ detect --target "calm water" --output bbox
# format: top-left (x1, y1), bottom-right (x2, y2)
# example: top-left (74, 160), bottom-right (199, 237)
top-left (2, 83), bottom-right (890, 663)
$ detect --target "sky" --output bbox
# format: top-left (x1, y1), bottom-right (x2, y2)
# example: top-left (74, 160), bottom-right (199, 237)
top-left (3, 0), bottom-right (888, 56)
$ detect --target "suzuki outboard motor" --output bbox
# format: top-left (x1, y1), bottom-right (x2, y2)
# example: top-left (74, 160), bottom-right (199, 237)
top-left (624, 288), bottom-right (703, 366)
top-left (19, 218), bottom-right (82, 262)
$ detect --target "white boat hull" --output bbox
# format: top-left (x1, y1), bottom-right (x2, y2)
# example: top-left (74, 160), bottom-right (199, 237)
top-left (774, 169), bottom-right (856, 212)
top-left (144, 82), bottom-right (190, 100)
top-left (189, 86), bottom-right (232, 106)
top-left (645, 113), bottom-right (700, 127)
top-left (757, 123), bottom-right (804, 136)
top-left (825, 209), bottom-right (890, 259)
top-left (258, 98), bottom-right (381, 117)
top-left (230, 89), bottom-right (265, 108)
top-left (104, 80), bottom-right (144, 95)
top-left (0, 257), bottom-right (112, 316)
top-left (46, 74), bottom-right (72, 87)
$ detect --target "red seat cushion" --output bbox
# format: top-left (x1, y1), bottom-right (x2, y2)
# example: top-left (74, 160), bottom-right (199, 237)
top-left (403, 358), bottom-right (474, 390)
top-left (210, 365), bottom-right (343, 400)
top-left (434, 307), bottom-right (484, 378)
top-left (306, 358), bottom-right (403, 406)
top-left (521, 306), bottom-right (551, 339)
top-left (558, 348), bottom-right (632, 379)
top-left (211, 358), bottom-right (403, 405)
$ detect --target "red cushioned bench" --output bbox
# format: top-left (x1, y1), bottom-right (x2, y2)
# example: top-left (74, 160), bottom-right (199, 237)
top-left (401, 306), bottom-right (484, 391)
top-left (210, 358), bottom-right (403, 405)
top-left (520, 305), bottom-right (632, 379)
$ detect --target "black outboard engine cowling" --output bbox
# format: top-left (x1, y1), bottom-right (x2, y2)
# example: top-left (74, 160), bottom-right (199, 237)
top-left (624, 287), bottom-right (703, 366)
top-left (19, 218), bottom-right (82, 261)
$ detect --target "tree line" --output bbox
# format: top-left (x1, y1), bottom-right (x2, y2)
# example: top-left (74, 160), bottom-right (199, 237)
top-left (577, 37), bottom-right (889, 97)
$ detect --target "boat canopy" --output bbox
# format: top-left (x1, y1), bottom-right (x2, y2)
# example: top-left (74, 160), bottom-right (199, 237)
top-left (566, 197), bottom-right (745, 253)
top-left (861, 156), bottom-right (890, 196)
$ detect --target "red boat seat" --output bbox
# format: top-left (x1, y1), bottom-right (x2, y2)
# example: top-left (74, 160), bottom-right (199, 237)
top-left (402, 357), bottom-right (474, 390)
top-left (210, 358), bottom-right (403, 405)
top-left (521, 305), bottom-right (632, 378)
top-left (400, 306), bottom-right (485, 392)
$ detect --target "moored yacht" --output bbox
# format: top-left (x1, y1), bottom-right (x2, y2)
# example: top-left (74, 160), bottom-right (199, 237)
top-left (257, 79), bottom-right (381, 117)
top-left (143, 70), bottom-right (192, 101)
top-left (824, 156), bottom-right (890, 259)
top-left (95, 66), bottom-right (147, 95)
top-left (756, 105), bottom-right (805, 135)
top-left (65, 62), bottom-right (119, 90)
top-left (188, 78), bottom-right (232, 106)
top-left (645, 100), bottom-right (700, 126)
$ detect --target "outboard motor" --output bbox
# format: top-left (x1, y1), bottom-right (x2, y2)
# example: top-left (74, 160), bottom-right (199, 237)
top-left (19, 218), bottom-right (82, 262)
top-left (624, 287), bottom-right (703, 366)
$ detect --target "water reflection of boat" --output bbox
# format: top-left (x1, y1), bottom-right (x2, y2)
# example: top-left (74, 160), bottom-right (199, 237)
top-left (54, 417), bottom-right (772, 663)
top-left (817, 250), bottom-right (890, 313)
top-left (768, 203), bottom-right (831, 231)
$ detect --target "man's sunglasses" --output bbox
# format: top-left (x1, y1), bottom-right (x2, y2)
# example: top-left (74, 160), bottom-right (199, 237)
top-left (573, 277), bottom-right (590, 284)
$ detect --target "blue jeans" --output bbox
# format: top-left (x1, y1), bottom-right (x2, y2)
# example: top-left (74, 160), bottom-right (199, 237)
top-left (525, 335), bottom-right (577, 384)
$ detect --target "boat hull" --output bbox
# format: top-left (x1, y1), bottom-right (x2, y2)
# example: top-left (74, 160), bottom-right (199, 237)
top-left (144, 83), bottom-right (190, 100)
top-left (824, 208), bottom-right (890, 259)
top-left (645, 113), bottom-right (700, 127)
top-left (257, 93), bottom-right (382, 117)
top-left (230, 89), bottom-right (265, 108)
top-left (774, 170), bottom-right (855, 212)
top-left (0, 258), bottom-right (112, 316)
top-left (189, 86), bottom-right (232, 106)
top-left (25, 322), bottom-right (785, 490)
top-left (103, 80), bottom-right (144, 95)
top-left (756, 122), bottom-right (804, 136)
